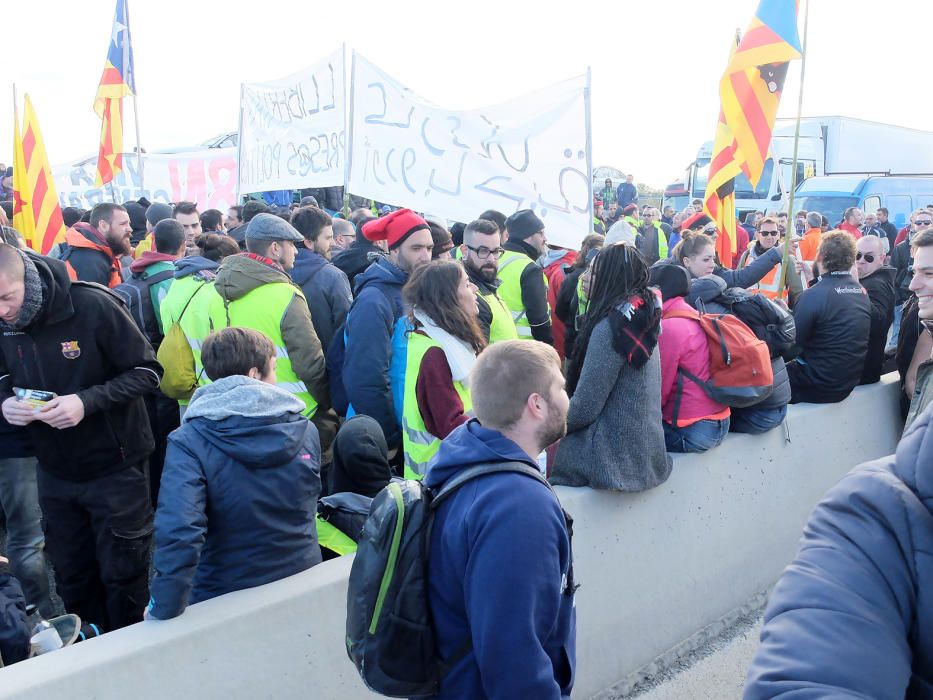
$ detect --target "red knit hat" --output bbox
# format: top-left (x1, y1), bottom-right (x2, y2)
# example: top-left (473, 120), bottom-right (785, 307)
top-left (362, 208), bottom-right (429, 249)
top-left (681, 212), bottom-right (713, 231)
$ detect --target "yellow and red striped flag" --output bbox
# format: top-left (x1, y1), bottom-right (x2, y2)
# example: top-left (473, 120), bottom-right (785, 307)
top-left (705, 0), bottom-right (802, 267)
top-left (12, 95), bottom-right (67, 255)
top-left (94, 0), bottom-right (135, 186)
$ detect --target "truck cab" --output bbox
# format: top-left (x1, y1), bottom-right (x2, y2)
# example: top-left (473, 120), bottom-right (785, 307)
top-left (795, 175), bottom-right (933, 229)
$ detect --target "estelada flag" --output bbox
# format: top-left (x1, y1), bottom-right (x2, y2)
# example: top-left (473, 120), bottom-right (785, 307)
top-left (12, 95), bottom-right (68, 255)
top-left (705, 0), bottom-right (801, 266)
top-left (94, 0), bottom-right (136, 186)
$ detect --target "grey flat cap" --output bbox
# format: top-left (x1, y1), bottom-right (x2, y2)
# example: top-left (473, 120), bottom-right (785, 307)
top-left (245, 213), bottom-right (304, 242)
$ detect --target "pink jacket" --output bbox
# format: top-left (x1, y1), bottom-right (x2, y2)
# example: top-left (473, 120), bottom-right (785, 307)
top-left (658, 297), bottom-right (729, 425)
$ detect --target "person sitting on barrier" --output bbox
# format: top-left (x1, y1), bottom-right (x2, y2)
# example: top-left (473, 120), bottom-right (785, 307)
top-left (147, 327), bottom-right (322, 621)
top-left (855, 234), bottom-right (896, 386)
top-left (423, 340), bottom-right (575, 699)
top-left (0, 555), bottom-right (30, 666)
top-left (744, 401), bottom-right (933, 698)
top-left (398, 260), bottom-right (485, 480)
top-left (326, 414), bottom-right (391, 498)
top-left (904, 229), bottom-right (933, 432)
top-left (787, 231), bottom-right (871, 404)
top-left (650, 262), bottom-right (731, 453)
top-left (551, 243), bottom-right (672, 490)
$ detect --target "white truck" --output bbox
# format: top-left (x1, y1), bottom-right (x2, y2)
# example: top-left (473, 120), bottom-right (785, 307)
top-left (663, 116), bottom-right (933, 216)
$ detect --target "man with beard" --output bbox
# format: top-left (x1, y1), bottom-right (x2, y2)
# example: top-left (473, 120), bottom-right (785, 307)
top-left (461, 218), bottom-right (518, 344)
top-left (341, 209), bottom-right (433, 450)
top-left (497, 210), bottom-right (553, 345)
top-left (209, 214), bottom-right (332, 450)
top-left (61, 202), bottom-right (132, 287)
top-left (290, 206), bottom-right (352, 353)
top-left (423, 340), bottom-right (575, 698)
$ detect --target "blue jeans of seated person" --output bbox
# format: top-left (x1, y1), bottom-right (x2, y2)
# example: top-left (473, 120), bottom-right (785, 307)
top-left (664, 417), bottom-right (730, 453)
top-left (729, 405), bottom-right (788, 434)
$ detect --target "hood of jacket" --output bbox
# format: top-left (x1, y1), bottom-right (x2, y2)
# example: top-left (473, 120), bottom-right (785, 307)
top-left (184, 375), bottom-right (311, 467)
top-left (291, 247), bottom-right (328, 287)
top-left (129, 251), bottom-right (177, 276)
top-left (352, 255), bottom-right (408, 297)
top-left (214, 253), bottom-right (292, 302)
top-left (423, 419), bottom-right (538, 489)
top-left (66, 223), bottom-right (113, 257)
top-left (541, 248), bottom-right (574, 270)
top-left (173, 255), bottom-right (219, 280)
top-left (26, 252), bottom-right (75, 327)
top-left (897, 392), bottom-right (933, 510)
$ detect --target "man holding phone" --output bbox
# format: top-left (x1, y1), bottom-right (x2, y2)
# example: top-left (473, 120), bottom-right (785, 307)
top-left (0, 242), bottom-right (161, 633)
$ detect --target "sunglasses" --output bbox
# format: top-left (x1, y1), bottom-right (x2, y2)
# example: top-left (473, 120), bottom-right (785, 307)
top-left (758, 230), bottom-right (779, 237)
top-left (856, 252), bottom-right (875, 263)
top-left (916, 220), bottom-right (933, 226)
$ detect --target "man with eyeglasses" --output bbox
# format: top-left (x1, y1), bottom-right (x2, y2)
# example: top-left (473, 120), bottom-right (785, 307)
top-left (460, 218), bottom-right (519, 344)
top-left (736, 216), bottom-right (802, 305)
top-left (856, 235), bottom-right (895, 385)
top-left (636, 207), bottom-right (671, 265)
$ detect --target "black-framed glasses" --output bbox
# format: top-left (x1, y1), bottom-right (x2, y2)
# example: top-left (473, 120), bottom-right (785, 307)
top-left (465, 244), bottom-right (505, 259)
top-left (758, 230), bottom-right (779, 237)
top-left (856, 252), bottom-right (875, 263)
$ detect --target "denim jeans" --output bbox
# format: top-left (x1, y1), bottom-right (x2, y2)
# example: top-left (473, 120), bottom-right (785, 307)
top-left (664, 418), bottom-right (730, 453)
top-left (0, 456), bottom-right (55, 617)
top-left (730, 405), bottom-right (788, 434)
top-left (886, 301), bottom-right (905, 353)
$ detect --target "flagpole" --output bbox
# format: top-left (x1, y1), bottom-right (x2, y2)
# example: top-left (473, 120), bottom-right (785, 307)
top-left (133, 94), bottom-right (144, 192)
top-left (585, 66), bottom-right (594, 234)
top-left (777, 0), bottom-right (810, 296)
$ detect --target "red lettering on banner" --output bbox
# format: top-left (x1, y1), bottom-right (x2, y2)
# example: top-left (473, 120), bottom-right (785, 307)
top-left (208, 156), bottom-right (237, 209)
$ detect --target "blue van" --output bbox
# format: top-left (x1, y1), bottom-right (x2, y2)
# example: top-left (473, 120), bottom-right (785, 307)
top-left (795, 175), bottom-right (933, 229)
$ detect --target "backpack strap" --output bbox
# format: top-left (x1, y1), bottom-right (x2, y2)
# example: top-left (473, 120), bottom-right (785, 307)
top-left (430, 461), bottom-right (549, 510)
top-left (176, 281), bottom-right (208, 324)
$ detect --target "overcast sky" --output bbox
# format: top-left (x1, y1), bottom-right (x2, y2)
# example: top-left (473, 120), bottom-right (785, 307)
top-left (2, 0), bottom-right (927, 188)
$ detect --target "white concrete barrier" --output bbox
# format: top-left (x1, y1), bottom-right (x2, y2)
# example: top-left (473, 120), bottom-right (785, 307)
top-left (0, 376), bottom-right (903, 699)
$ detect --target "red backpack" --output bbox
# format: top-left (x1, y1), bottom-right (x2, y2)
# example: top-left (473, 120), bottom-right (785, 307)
top-left (663, 308), bottom-right (773, 422)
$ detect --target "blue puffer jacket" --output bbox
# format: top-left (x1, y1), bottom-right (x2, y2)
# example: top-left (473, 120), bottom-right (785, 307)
top-left (0, 563), bottom-right (29, 666)
top-left (343, 257), bottom-right (408, 448)
top-left (424, 420), bottom-right (576, 699)
top-left (148, 376), bottom-right (322, 620)
top-left (745, 403), bottom-right (933, 698)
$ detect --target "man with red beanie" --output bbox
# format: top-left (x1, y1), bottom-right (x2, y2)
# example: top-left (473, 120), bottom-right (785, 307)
top-left (340, 209), bottom-right (433, 450)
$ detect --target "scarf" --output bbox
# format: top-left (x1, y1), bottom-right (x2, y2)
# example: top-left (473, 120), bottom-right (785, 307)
top-left (607, 289), bottom-right (662, 369)
top-left (0, 248), bottom-right (43, 331)
top-left (413, 310), bottom-right (477, 385)
top-left (242, 252), bottom-right (285, 274)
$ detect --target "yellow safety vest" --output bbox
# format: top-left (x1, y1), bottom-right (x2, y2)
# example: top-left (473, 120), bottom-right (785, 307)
top-left (402, 332), bottom-right (472, 480)
top-left (650, 221), bottom-right (669, 259)
top-left (479, 288), bottom-right (519, 343)
top-left (210, 282), bottom-right (319, 418)
top-left (316, 514), bottom-right (357, 556)
top-left (496, 250), bottom-right (547, 340)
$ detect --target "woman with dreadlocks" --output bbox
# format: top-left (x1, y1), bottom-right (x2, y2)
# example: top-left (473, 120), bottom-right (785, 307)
top-left (550, 243), bottom-right (672, 491)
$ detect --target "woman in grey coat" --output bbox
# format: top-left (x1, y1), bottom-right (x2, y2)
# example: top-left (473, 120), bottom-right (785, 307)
top-left (551, 243), bottom-right (672, 491)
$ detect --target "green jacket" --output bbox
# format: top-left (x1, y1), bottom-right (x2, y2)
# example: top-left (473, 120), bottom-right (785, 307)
top-left (213, 255), bottom-right (329, 413)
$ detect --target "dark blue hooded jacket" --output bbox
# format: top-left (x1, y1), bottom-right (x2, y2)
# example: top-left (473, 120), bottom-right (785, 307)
top-left (173, 255), bottom-right (218, 280)
top-left (0, 563), bottom-right (29, 666)
top-left (291, 247), bottom-right (352, 352)
top-left (343, 257), bottom-right (408, 448)
top-left (423, 420), bottom-right (576, 699)
top-left (745, 403), bottom-right (933, 698)
top-left (148, 376), bottom-right (322, 619)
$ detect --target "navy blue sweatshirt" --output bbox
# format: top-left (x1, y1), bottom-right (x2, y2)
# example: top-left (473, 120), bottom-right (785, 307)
top-left (423, 420), bottom-right (576, 699)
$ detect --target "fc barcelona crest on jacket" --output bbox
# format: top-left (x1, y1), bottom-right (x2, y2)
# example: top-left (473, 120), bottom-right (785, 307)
top-left (61, 341), bottom-right (81, 360)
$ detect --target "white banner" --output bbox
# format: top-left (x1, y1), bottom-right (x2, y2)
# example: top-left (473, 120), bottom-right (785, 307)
top-left (347, 53), bottom-right (591, 249)
top-left (238, 49), bottom-right (346, 194)
top-left (53, 149), bottom-right (239, 211)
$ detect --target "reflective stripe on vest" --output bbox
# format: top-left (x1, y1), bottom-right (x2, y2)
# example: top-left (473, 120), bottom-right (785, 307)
top-left (402, 332), bottom-right (473, 480)
top-left (479, 289), bottom-right (519, 343)
top-left (211, 281), bottom-right (319, 418)
top-left (496, 251), bottom-right (545, 340)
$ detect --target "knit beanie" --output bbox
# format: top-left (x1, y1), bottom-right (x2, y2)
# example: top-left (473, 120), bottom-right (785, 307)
top-left (0, 248), bottom-right (43, 331)
top-left (505, 209), bottom-right (545, 241)
top-left (648, 263), bottom-right (690, 302)
top-left (362, 209), bottom-right (429, 249)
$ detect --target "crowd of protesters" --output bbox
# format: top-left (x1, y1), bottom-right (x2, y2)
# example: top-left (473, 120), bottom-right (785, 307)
top-left (0, 175), bottom-right (931, 696)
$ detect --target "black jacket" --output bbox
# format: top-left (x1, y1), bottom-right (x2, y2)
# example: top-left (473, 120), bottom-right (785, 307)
top-left (291, 248), bottom-right (353, 352)
top-left (331, 238), bottom-right (385, 289)
top-left (0, 562), bottom-right (29, 666)
top-left (879, 220), bottom-right (899, 252)
top-left (892, 239), bottom-right (914, 305)
top-left (555, 267), bottom-right (586, 360)
top-left (502, 239), bottom-right (554, 345)
top-left (790, 271), bottom-right (871, 403)
top-left (859, 266), bottom-right (896, 385)
top-left (0, 254), bottom-right (161, 481)
top-left (463, 262), bottom-right (504, 344)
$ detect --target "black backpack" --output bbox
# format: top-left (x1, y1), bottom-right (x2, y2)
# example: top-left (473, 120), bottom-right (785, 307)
top-left (345, 461), bottom-right (573, 698)
top-left (709, 288), bottom-right (796, 358)
top-left (113, 269), bottom-right (175, 347)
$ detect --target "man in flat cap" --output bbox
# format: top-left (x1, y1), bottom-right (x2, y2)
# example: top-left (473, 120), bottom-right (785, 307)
top-left (207, 213), bottom-right (333, 450)
top-left (340, 209), bottom-right (434, 451)
top-left (497, 209), bottom-right (553, 345)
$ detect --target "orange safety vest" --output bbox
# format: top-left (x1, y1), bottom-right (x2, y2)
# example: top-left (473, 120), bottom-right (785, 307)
top-left (740, 248), bottom-right (786, 302)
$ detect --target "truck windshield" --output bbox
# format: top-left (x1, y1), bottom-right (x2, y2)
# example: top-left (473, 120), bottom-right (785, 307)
top-left (691, 158), bottom-right (774, 200)
top-left (795, 196), bottom-right (859, 228)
